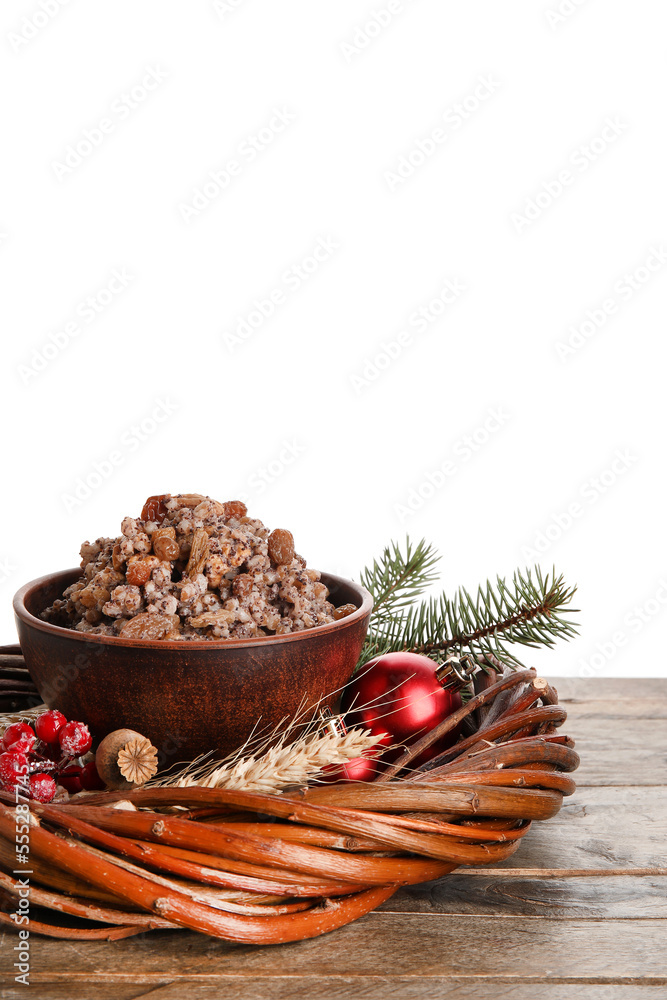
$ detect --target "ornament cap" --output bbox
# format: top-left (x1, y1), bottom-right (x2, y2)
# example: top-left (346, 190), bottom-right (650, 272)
top-left (436, 653), bottom-right (478, 689)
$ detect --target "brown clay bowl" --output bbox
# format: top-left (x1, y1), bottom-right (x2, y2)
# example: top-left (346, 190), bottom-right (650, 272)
top-left (13, 568), bottom-right (373, 764)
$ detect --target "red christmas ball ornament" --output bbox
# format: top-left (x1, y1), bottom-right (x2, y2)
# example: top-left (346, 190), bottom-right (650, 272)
top-left (341, 652), bottom-right (462, 768)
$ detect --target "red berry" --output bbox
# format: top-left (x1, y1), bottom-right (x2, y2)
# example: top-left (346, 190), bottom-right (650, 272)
top-left (58, 721), bottom-right (92, 758)
top-left (35, 710), bottom-right (67, 745)
top-left (29, 773), bottom-right (57, 803)
top-left (2, 723), bottom-right (37, 755)
top-left (0, 751), bottom-right (30, 788)
top-left (79, 760), bottom-right (106, 791)
top-left (58, 765), bottom-right (83, 794)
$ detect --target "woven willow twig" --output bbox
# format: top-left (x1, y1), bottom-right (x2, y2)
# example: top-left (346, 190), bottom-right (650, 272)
top-left (0, 666), bottom-right (578, 944)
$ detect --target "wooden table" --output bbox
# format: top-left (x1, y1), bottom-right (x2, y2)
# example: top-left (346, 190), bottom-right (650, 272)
top-left (1, 677), bottom-right (665, 998)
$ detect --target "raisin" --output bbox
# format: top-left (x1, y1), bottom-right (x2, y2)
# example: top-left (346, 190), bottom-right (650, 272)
top-left (223, 500), bottom-right (248, 520)
top-left (232, 573), bottom-right (254, 599)
top-left (153, 526), bottom-right (180, 561)
top-left (333, 603), bottom-right (357, 621)
top-left (120, 613), bottom-right (174, 640)
top-left (126, 556), bottom-right (155, 587)
top-left (268, 528), bottom-right (295, 566)
top-left (141, 495), bottom-right (169, 523)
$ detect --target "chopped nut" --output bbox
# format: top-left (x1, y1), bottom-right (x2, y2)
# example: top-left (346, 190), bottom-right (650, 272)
top-left (119, 613), bottom-right (174, 640)
top-left (185, 528), bottom-right (210, 578)
top-left (232, 573), bottom-right (254, 599)
top-left (188, 609), bottom-right (236, 628)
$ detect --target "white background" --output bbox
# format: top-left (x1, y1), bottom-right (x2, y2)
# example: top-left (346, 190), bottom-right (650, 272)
top-left (1, 0), bottom-right (665, 678)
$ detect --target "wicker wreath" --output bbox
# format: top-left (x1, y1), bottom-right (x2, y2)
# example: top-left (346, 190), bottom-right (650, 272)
top-left (0, 665), bottom-right (578, 944)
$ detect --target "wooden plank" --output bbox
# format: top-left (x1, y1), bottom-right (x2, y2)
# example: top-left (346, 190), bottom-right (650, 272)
top-left (554, 678), bottom-right (667, 794)
top-left (2, 983), bottom-right (667, 1000)
top-left (490, 785), bottom-right (667, 870)
top-left (554, 677), bottom-right (667, 703)
top-left (2, 916), bottom-right (665, 986)
top-left (380, 874), bottom-right (667, 918)
top-left (554, 711), bottom-right (667, 787)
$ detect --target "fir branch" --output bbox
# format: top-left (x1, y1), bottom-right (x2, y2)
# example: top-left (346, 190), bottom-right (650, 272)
top-left (360, 538), bottom-right (440, 619)
top-left (358, 543), bottom-right (579, 673)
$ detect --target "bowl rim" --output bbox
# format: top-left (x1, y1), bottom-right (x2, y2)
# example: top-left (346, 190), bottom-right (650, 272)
top-left (13, 567), bottom-right (374, 651)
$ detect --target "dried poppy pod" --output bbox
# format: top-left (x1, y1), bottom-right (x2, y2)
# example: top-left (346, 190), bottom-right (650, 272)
top-left (95, 729), bottom-right (159, 790)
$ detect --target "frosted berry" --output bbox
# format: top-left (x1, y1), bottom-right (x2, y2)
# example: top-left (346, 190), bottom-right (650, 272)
top-left (0, 751), bottom-right (29, 788)
top-left (58, 721), bottom-right (92, 758)
top-left (2, 723), bottom-right (37, 754)
top-left (80, 760), bottom-right (106, 791)
top-left (58, 765), bottom-right (83, 794)
top-left (29, 773), bottom-right (57, 803)
top-left (35, 710), bottom-right (67, 745)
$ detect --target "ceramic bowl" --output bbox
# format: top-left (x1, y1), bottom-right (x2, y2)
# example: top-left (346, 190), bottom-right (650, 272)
top-left (13, 568), bottom-right (373, 762)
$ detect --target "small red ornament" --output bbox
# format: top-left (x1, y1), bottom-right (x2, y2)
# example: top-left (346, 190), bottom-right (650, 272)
top-left (321, 755), bottom-right (379, 783)
top-left (341, 652), bottom-right (462, 770)
top-left (58, 721), bottom-right (92, 758)
top-left (2, 723), bottom-right (37, 755)
top-left (35, 710), bottom-right (67, 745)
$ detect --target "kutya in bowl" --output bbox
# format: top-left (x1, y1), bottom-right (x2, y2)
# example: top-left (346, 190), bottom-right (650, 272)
top-left (13, 568), bottom-right (373, 762)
